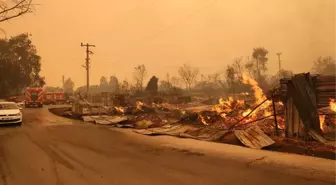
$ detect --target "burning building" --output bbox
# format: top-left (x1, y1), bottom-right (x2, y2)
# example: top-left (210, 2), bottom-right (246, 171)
top-left (280, 73), bottom-right (336, 142)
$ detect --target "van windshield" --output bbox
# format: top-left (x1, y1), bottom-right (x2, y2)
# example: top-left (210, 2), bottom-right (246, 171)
top-left (0, 103), bottom-right (18, 110)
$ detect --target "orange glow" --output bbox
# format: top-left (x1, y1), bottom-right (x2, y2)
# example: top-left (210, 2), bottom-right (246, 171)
top-left (242, 109), bottom-right (251, 117)
top-left (242, 73), bottom-right (272, 109)
top-left (319, 115), bottom-right (326, 132)
top-left (329, 98), bottom-right (336, 112)
top-left (136, 101), bottom-right (144, 111)
top-left (199, 114), bottom-right (208, 125)
top-left (211, 73), bottom-right (285, 127)
top-left (115, 107), bottom-right (125, 113)
top-left (264, 110), bottom-right (272, 117)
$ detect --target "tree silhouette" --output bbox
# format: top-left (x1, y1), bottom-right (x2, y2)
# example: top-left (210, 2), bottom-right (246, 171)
top-left (133, 64), bottom-right (147, 92)
top-left (145, 76), bottom-right (159, 95)
top-left (109, 76), bottom-right (119, 93)
top-left (245, 47), bottom-right (269, 89)
top-left (0, 33), bottom-right (44, 97)
top-left (311, 56), bottom-right (336, 75)
top-left (64, 78), bottom-right (74, 95)
top-left (0, 0), bottom-right (34, 24)
top-left (178, 64), bottom-right (199, 90)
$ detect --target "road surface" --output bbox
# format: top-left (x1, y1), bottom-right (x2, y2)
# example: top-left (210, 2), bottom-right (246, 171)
top-left (0, 107), bottom-right (334, 185)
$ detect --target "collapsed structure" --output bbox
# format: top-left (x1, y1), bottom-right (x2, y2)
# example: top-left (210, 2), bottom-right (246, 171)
top-left (67, 73), bottom-right (335, 151)
top-left (281, 73), bottom-right (336, 142)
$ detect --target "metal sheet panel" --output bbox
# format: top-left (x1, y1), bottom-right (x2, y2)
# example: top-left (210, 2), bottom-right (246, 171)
top-left (94, 119), bottom-right (111, 125)
top-left (106, 116), bottom-right (129, 124)
top-left (234, 126), bottom-right (275, 149)
top-left (82, 116), bottom-right (95, 122)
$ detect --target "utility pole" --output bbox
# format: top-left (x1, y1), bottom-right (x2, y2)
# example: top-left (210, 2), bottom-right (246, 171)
top-left (276, 52), bottom-right (282, 80)
top-left (62, 75), bottom-right (65, 90)
top-left (81, 42), bottom-right (95, 99)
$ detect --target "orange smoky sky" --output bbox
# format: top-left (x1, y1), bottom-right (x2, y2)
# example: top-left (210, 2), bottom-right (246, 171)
top-left (2, 0), bottom-right (335, 88)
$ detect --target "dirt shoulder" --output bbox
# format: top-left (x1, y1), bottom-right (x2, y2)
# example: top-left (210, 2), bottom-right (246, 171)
top-left (115, 128), bottom-right (336, 183)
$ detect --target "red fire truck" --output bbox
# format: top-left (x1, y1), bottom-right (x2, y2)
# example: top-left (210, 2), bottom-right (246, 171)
top-left (44, 92), bottom-right (65, 105)
top-left (25, 87), bottom-right (45, 108)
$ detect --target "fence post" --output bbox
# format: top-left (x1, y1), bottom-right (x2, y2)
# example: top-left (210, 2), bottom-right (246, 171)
top-left (272, 96), bottom-right (279, 136)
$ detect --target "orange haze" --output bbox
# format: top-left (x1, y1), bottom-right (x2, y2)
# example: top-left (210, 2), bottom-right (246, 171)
top-left (2, 0), bottom-right (335, 88)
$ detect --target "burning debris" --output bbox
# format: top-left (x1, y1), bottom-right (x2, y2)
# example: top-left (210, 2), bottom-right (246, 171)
top-left (65, 73), bottom-right (335, 153)
top-left (203, 73), bottom-right (285, 132)
top-left (319, 98), bottom-right (336, 134)
top-left (72, 73), bottom-right (286, 149)
top-left (329, 98), bottom-right (336, 112)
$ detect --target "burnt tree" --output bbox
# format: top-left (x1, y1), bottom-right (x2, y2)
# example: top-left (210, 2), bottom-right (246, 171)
top-left (145, 76), bottom-right (159, 95)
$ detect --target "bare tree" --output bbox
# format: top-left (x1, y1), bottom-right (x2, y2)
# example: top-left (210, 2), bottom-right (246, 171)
top-left (109, 76), bottom-right (119, 93)
top-left (120, 79), bottom-right (129, 93)
top-left (207, 73), bottom-right (220, 82)
top-left (225, 65), bottom-right (236, 93)
top-left (133, 64), bottom-right (147, 92)
top-left (171, 76), bottom-right (180, 88)
top-left (165, 73), bottom-right (171, 87)
top-left (232, 57), bottom-right (244, 81)
top-left (207, 73), bottom-right (223, 88)
top-left (311, 56), bottom-right (336, 75)
top-left (178, 64), bottom-right (199, 90)
top-left (0, 0), bottom-right (34, 23)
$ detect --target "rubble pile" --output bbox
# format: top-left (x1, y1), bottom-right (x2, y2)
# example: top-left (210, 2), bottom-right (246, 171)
top-left (73, 73), bottom-right (290, 149)
top-left (64, 73), bottom-right (335, 155)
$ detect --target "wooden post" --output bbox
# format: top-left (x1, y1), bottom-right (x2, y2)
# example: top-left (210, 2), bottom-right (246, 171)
top-left (105, 93), bottom-right (108, 106)
top-left (272, 97), bottom-right (279, 136)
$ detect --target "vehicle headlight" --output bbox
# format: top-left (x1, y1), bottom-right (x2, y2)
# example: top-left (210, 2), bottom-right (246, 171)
top-left (12, 113), bottom-right (21, 116)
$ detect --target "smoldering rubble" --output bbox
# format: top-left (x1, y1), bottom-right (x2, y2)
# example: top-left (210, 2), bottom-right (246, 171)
top-left (52, 73), bottom-right (336, 159)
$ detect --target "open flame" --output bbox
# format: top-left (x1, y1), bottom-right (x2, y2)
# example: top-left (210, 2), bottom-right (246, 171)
top-left (242, 73), bottom-right (272, 109)
top-left (329, 98), bottom-right (336, 112)
top-left (136, 101), bottom-right (144, 111)
top-left (242, 109), bottom-right (251, 117)
top-left (211, 73), bottom-right (283, 126)
top-left (115, 107), bottom-right (125, 113)
top-left (199, 114), bottom-right (208, 125)
top-left (213, 97), bottom-right (231, 113)
top-left (177, 108), bottom-right (186, 115)
top-left (319, 115), bottom-right (326, 132)
top-left (264, 110), bottom-right (272, 117)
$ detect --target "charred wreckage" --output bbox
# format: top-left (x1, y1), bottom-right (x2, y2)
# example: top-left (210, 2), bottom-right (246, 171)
top-left (52, 73), bottom-right (336, 158)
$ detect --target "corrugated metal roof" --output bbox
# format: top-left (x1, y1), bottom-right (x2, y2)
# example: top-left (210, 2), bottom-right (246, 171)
top-left (234, 126), bottom-right (275, 149)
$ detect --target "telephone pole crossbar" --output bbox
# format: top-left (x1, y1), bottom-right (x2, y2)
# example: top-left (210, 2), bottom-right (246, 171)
top-left (81, 42), bottom-right (95, 98)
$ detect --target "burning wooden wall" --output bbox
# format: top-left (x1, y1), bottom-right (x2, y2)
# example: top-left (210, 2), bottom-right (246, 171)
top-left (284, 97), bottom-right (308, 139)
top-left (280, 73), bottom-right (335, 142)
top-left (313, 75), bottom-right (336, 108)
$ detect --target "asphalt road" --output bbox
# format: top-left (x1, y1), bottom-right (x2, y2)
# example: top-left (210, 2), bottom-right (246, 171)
top-left (0, 107), bottom-right (334, 185)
